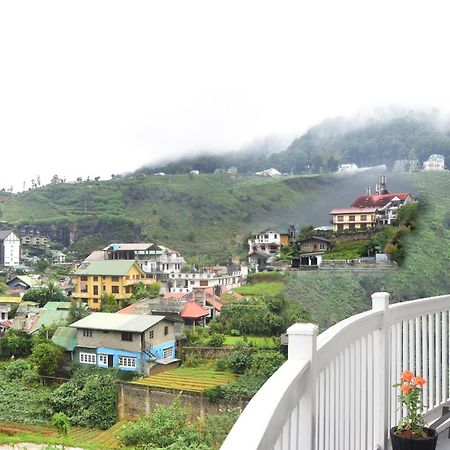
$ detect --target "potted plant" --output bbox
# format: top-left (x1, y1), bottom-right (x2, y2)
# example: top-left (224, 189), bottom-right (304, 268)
top-left (391, 370), bottom-right (438, 449)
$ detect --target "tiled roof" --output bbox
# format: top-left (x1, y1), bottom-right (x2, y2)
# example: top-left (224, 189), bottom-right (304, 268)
top-left (74, 260), bottom-right (143, 276)
top-left (85, 251), bottom-right (106, 261)
top-left (351, 193), bottom-right (411, 208)
top-left (0, 230), bottom-right (14, 240)
top-left (206, 298), bottom-right (222, 312)
top-left (180, 301), bottom-right (209, 319)
top-left (116, 304), bottom-right (137, 314)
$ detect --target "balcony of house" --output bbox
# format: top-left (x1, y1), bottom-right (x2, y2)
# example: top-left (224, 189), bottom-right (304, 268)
top-left (221, 292), bottom-right (450, 450)
top-left (123, 277), bottom-right (152, 286)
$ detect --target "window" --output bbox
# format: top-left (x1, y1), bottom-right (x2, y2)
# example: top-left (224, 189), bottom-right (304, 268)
top-left (337, 224), bottom-right (344, 231)
top-left (93, 299), bottom-right (99, 304)
top-left (111, 276), bottom-right (120, 282)
top-left (163, 347), bottom-right (173, 358)
top-left (360, 223), bottom-right (367, 230)
top-left (102, 285), bottom-right (106, 291)
top-left (361, 215), bottom-right (367, 221)
top-left (337, 215), bottom-right (344, 222)
top-left (93, 285), bottom-right (99, 295)
top-left (164, 326), bottom-right (169, 336)
top-left (112, 285), bottom-right (120, 294)
top-left (349, 215), bottom-right (355, 222)
top-left (149, 330), bottom-right (154, 339)
top-left (264, 234), bottom-right (269, 239)
top-left (98, 354), bottom-right (108, 366)
top-left (80, 352), bottom-right (96, 364)
top-left (319, 243), bottom-right (325, 250)
top-left (349, 223), bottom-right (356, 230)
top-left (121, 332), bottom-right (133, 342)
top-left (274, 234), bottom-right (278, 239)
top-left (119, 356), bottom-right (136, 368)
top-left (83, 329), bottom-right (93, 337)
top-left (81, 275), bottom-right (88, 281)
top-left (93, 276), bottom-right (98, 281)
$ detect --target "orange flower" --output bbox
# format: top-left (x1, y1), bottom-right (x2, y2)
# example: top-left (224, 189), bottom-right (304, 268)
top-left (413, 376), bottom-right (426, 388)
top-left (401, 370), bottom-right (414, 382)
top-left (401, 383), bottom-right (412, 394)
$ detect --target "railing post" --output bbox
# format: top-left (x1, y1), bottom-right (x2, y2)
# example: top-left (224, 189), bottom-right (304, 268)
top-left (287, 323), bottom-right (318, 450)
top-left (372, 292), bottom-right (391, 450)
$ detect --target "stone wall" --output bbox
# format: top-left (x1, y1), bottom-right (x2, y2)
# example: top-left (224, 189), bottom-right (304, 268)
top-left (117, 382), bottom-right (247, 420)
top-left (181, 346), bottom-right (235, 360)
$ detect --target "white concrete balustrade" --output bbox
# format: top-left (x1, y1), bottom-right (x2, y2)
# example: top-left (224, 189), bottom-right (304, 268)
top-left (221, 292), bottom-right (450, 450)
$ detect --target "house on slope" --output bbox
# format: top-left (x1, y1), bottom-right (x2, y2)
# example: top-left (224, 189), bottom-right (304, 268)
top-left (6, 275), bottom-right (40, 292)
top-left (297, 237), bottom-right (332, 254)
top-left (70, 313), bottom-right (177, 374)
top-left (0, 230), bottom-right (20, 267)
top-left (423, 154), bottom-right (446, 171)
top-left (72, 260), bottom-right (154, 310)
top-left (330, 207), bottom-right (377, 232)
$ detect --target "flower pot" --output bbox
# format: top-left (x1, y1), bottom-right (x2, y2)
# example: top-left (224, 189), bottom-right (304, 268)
top-left (390, 427), bottom-right (438, 450)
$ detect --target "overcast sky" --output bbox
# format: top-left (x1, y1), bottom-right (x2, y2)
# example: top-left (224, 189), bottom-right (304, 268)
top-left (1, 0), bottom-right (450, 191)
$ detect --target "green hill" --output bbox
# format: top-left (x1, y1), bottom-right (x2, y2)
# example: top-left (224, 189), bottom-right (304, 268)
top-left (0, 170), bottom-right (414, 262)
top-left (282, 171), bottom-right (450, 330)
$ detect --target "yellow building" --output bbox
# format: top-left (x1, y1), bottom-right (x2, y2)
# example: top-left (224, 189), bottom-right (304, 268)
top-left (72, 260), bottom-right (154, 310)
top-left (330, 207), bottom-right (377, 232)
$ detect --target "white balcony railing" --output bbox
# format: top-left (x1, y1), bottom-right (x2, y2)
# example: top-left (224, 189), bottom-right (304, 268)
top-left (221, 292), bottom-right (450, 450)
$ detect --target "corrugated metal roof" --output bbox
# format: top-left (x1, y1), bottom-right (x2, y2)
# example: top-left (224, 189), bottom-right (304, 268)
top-left (74, 260), bottom-right (143, 276)
top-left (102, 243), bottom-right (156, 251)
top-left (43, 302), bottom-right (72, 310)
top-left (70, 312), bottom-right (167, 332)
top-left (30, 310), bottom-right (70, 333)
top-left (0, 230), bottom-right (14, 240)
top-left (0, 297), bottom-right (22, 304)
top-left (51, 326), bottom-right (77, 351)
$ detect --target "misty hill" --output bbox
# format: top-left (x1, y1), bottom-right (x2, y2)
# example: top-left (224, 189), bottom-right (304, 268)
top-left (141, 113), bottom-right (450, 175)
top-left (0, 169), bottom-right (414, 262)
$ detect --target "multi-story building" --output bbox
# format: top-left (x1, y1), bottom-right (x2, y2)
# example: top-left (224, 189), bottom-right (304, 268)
top-left (330, 207), bottom-right (377, 232)
top-left (21, 235), bottom-right (49, 246)
top-left (88, 242), bottom-right (186, 275)
top-left (168, 265), bottom-right (246, 294)
top-left (69, 313), bottom-right (176, 374)
top-left (0, 230), bottom-right (20, 267)
top-left (72, 260), bottom-right (154, 310)
top-left (423, 154), bottom-right (445, 171)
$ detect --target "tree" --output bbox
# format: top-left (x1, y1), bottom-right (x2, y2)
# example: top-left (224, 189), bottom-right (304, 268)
top-left (22, 281), bottom-right (66, 307)
top-left (67, 300), bottom-right (89, 324)
top-left (0, 329), bottom-right (32, 358)
top-left (30, 342), bottom-right (64, 377)
top-left (52, 412), bottom-right (70, 436)
top-left (100, 293), bottom-right (119, 313)
top-left (132, 281), bottom-right (161, 300)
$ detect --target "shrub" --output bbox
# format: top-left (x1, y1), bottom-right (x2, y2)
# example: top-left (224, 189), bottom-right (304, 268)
top-left (0, 329), bottom-right (32, 358)
top-left (204, 385), bottom-right (225, 403)
top-left (30, 342), bottom-right (64, 377)
top-left (230, 329), bottom-right (240, 336)
top-left (206, 333), bottom-right (225, 347)
top-left (248, 350), bottom-right (285, 379)
top-left (4, 359), bottom-right (32, 382)
top-left (52, 412), bottom-right (70, 436)
top-left (215, 358), bottom-right (230, 371)
top-left (48, 367), bottom-right (117, 429)
top-left (228, 343), bottom-right (255, 374)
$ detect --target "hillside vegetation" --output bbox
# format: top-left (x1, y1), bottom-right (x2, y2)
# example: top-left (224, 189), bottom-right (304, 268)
top-left (0, 170), bottom-right (414, 261)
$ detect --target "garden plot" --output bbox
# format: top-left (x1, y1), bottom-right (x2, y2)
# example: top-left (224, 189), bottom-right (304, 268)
top-left (132, 366), bottom-right (237, 393)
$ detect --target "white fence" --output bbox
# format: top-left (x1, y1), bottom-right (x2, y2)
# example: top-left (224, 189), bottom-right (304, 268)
top-left (221, 292), bottom-right (450, 450)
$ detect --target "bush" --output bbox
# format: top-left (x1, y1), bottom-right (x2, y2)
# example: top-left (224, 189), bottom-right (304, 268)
top-left (52, 412), bottom-right (70, 436)
top-left (48, 367), bottom-right (117, 429)
top-left (30, 342), bottom-right (64, 377)
top-left (0, 329), bottom-right (32, 358)
top-left (4, 359), bottom-right (32, 382)
top-left (248, 350), bottom-right (285, 379)
top-left (119, 401), bottom-right (203, 449)
top-left (204, 385), bottom-right (225, 402)
top-left (230, 329), bottom-right (240, 336)
top-left (228, 343), bottom-right (255, 374)
top-left (206, 333), bottom-right (225, 347)
top-left (215, 358), bottom-right (230, 372)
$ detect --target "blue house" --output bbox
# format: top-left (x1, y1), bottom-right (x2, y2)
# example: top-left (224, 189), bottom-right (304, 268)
top-left (70, 313), bottom-right (177, 374)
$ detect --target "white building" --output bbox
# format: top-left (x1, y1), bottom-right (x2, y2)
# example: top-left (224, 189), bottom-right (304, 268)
top-left (91, 242), bottom-right (186, 275)
top-left (337, 163), bottom-right (359, 173)
top-left (254, 168), bottom-right (282, 177)
top-left (52, 250), bottom-right (66, 264)
top-left (423, 154), bottom-right (446, 171)
top-left (247, 229), bottom-right (289, 272)
top-left (0, 230), bottom-right (20, 267)
top-left (168, 265), bottom-right (245, 293)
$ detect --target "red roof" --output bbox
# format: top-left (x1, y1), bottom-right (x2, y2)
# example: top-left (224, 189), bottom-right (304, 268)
top-left (163, 292), bottom-right (187, 299)
top-left (116, 304), bottom-right (137, 314)
top-left (351, 193), bottom-right (410, 208)
top-left (206, 298), bottom-right (222, 312)
top-left (180, 301), bottom-right (209, 319)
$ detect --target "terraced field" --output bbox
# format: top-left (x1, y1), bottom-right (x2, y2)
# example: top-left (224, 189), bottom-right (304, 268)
top-left (132, 366), bottom-right (237, 393)
top-left (0, 421), bottom-right (123, 449)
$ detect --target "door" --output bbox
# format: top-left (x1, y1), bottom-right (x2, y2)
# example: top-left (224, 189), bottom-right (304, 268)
top-left (107, 355), bottom-right (114, 368)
